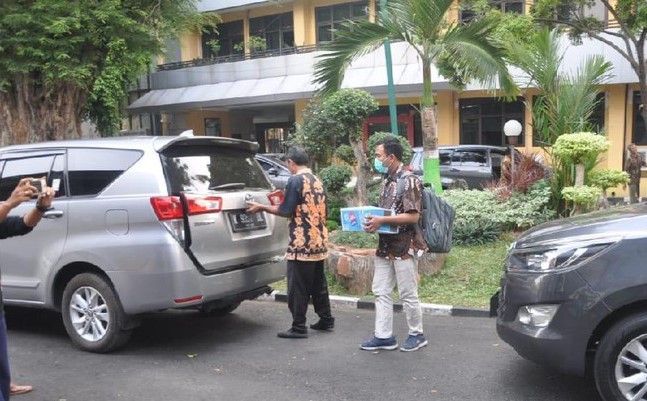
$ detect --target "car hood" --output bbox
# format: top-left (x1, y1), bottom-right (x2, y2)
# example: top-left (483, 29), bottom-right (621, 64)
top-left (515, 203), bottom-right (647, 248)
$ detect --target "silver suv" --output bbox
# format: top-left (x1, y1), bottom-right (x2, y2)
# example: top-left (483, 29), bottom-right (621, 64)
top-left (0, 136), bottom-right (287, 352)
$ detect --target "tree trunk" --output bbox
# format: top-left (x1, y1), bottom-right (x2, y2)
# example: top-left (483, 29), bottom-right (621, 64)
top-left (575, 164), bottom-right (585, 186)
top-left (351, 138), bottom-right (371, 206)
top-left (0, 74), bottom-right (86, 146)
top-left (421, 59), bottom-right (442, 194)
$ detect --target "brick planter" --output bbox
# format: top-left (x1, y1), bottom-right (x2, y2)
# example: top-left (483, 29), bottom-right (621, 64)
top-left (326, 244), bottom-right (447, 295)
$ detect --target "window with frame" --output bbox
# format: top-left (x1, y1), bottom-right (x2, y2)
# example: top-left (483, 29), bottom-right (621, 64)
top-left (0, 154), bottom-right (57, 201)
top-left (67, 149), bottom-right (142, 196)
top-left (250, 12), bottom-right (294, 51)
top-left (201, 20), bottom-right (244, 58)
top-left (315, 1), bottom-right (369, 43)
top-left (459, 98), bottom-right (525, 146)
top-left (633, 91), bottom-right (647, 145)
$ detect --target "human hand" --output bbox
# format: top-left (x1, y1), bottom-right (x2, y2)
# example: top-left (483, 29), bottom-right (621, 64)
top-left (36, 185), bottom-right (55, 209)
top-left (363, 215), bottom-right (382, 233)
top-left (6, 178), bottom-right (40, 208)
top-left (246, 201), bottom-right (264, 214)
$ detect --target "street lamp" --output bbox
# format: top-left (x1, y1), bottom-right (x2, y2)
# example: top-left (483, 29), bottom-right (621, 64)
top-left (503, 120), bottom-right (522, 185)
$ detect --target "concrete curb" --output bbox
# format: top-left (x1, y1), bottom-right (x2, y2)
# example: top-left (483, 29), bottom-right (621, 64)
top-left (258, 291), bottom-right (491, 318)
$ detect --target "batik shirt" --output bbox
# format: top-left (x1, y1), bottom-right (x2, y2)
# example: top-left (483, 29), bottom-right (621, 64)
top-left (278, 169), bottom-right (329, 261)
top-left (625, 152), bottom-right (645, 185)
top-left (376, 165), bottom-right (426, 259)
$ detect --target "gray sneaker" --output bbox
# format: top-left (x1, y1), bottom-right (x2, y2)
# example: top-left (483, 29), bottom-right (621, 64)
top-left (400, 334), bottom-right (428, 352)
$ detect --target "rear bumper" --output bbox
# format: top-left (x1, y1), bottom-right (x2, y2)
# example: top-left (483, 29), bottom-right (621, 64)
top-left (109, 255), bottom-right (287, 314)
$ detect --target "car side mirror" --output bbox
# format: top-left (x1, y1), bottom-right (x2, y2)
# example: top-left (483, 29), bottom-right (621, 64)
top-left (267, 167), bottom-right (279, 176)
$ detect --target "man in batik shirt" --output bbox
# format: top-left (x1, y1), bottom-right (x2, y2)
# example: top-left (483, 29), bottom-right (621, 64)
top-left (247, 147), bottom-right (333, 338)
top-left (361, 137), bottom-right (428, 352)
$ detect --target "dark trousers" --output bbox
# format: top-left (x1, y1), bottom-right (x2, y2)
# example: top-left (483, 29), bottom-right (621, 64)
top-left (0, 318), bottom-right (9, 401)
top-left (286, 259), bottom-right (333, 332)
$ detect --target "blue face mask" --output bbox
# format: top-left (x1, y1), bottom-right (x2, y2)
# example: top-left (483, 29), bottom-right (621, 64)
top-left (374, 157), bottom-right (389, 174)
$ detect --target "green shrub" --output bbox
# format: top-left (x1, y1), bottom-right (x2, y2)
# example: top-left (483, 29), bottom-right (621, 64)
top-left (329, 230), bottom-right (378, 249)
top-left (444, 180), bottom-right (554, 231)
top-left (326, 195), bottom-right (347, 223)
top-left (320, 165), bottom-right (352, 193)
top-left (326, 220), bottom-right (340, 232)
top-left (365, 132), bottom-right (412, 165)
top-left (587, 169), bottom-right (629, 192)
top-left (334, 145), bottom-right (356, 165)
top-left (452, 219), bottom-right (502, 246)
top-left (367, 182), bottom-right (382, 205)
top-left (499, 180), bottom-right (556, 230)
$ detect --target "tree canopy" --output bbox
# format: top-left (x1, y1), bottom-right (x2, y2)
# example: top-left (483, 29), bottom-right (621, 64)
top-left (531, 0), bottom-right (647, 139)
top-left (0, 0), bottom-right (218, 143)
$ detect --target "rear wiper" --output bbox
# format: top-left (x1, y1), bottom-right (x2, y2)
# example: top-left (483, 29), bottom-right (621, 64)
top-left (209, 183), bottom-right (246, 190)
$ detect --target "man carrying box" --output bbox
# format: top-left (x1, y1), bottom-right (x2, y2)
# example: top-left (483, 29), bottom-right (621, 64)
top-left (361, 137), bottom-right (428, 352)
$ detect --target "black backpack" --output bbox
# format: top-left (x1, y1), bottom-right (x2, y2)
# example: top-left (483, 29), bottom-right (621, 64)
top-left (396, 172), bottom-right (455, 253)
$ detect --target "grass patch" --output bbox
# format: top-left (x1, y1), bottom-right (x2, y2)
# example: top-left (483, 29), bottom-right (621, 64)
top-left (418, 232), bottom-right (515, 308)
top-left (269, 233), bottom-right (515, 309)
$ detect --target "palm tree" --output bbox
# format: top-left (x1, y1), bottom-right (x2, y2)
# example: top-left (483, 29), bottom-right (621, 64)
top-left (314, 0), bottom-right (518, 192)
top-left (506, 28), bottom-right (612, 214)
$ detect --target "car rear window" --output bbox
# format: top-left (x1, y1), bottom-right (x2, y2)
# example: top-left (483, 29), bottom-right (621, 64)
top-left (161, 146), bottom-right (271, 194)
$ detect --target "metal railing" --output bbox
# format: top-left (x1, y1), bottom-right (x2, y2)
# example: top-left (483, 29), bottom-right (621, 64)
top-left (156, 44), bottom-right (322, 71)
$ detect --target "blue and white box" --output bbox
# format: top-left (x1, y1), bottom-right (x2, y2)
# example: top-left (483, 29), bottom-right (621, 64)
top-left (340, 206), bottom-right (399, 234)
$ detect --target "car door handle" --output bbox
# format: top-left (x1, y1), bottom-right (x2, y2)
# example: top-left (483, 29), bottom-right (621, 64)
top-left (450, 168), bottom-right (460, 172)
top-left (42, 210), bottom-right (64, 219)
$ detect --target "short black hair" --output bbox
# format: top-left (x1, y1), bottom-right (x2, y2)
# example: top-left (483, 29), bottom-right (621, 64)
top-left (376, 137), bottom-right (403, 161)
top-left (285, 146), bottom-right (309, 166)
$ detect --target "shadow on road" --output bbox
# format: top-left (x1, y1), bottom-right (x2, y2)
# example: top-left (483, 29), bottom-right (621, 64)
top-left (497, 356), bottom-right (602, 401)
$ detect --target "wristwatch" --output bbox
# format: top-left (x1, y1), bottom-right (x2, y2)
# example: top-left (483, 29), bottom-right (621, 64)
top-left (36, 204), bottom-right (51, 213)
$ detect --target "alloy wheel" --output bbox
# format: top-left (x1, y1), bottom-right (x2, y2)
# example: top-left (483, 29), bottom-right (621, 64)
top-left (68, 286), bottom-right (110, 342)
top-left (615, 333), bottom-right (647, 400)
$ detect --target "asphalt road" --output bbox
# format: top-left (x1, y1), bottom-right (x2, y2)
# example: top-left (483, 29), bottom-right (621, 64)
top-left (5, 301), bottom-right (602, 401)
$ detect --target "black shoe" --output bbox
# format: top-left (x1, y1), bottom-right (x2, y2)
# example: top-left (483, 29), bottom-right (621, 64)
top-left (277, 328), bottom-right (308, 339)
top-left (310, 318), bottom-right (335, 331)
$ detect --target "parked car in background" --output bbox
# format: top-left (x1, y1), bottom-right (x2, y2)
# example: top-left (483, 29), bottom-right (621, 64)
top-left (493, 204), bottom-right (647, 401)
top-left (0, 136), bottom-right (287, 352)
top-left (255, 153), bottom-right (290, 189)
top-left (410, 145), bottom-right (512, 189)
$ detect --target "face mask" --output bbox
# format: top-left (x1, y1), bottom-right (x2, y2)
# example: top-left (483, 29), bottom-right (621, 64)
top-left (374, 157), bottom-right (389, 174)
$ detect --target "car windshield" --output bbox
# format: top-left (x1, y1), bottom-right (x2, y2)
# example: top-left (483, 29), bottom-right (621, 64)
top-left (161, 145), bottom-right (271, 194)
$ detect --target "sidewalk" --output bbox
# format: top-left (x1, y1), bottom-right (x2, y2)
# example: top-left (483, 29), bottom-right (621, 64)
top-left (258, 291), bottom-right (491, 318)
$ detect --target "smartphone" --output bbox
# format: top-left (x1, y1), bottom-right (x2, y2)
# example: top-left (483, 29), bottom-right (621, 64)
top-left (30, 178), bottom-right (45, 197)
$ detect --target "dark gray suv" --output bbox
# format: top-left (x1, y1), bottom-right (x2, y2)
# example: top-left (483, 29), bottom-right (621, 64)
top-left (410, 145), bottom-right (510, 189)
top-left (494, 204), bottom-right (647, 401)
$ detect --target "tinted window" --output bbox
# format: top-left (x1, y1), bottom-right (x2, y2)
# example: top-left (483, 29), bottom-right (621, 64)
top-left (162, 146), bottom-right (271, 194)
top-left (439, 151), bottom-right (452, 166)
top-left (67, 148), bottom-right (142, 196)
top-left (460, 151), bottom-right (488, 166)
top-left (0, 155), bottom-right (55, 201)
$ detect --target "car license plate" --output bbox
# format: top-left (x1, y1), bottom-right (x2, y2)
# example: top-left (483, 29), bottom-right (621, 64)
top-left (228, 210), bottom-right (267, 232)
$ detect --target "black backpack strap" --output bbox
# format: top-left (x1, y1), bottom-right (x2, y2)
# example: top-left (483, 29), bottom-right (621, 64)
top-left (396, 171), bottom-right (414, 200)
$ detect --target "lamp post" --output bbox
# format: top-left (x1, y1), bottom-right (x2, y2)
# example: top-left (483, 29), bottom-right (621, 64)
top-left (503, 120), bottom-right (522, 186)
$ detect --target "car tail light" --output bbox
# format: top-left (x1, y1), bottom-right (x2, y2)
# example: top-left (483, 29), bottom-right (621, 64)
top-left (267, 190), bottom-right (284, 206)
top-left (150, 195), bottom-right (223, 221)
top-left (150, 195), bottom-right (223, 244)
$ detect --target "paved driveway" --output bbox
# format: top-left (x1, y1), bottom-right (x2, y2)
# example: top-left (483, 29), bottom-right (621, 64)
top-left (6, 301), bottom-right (601, 401)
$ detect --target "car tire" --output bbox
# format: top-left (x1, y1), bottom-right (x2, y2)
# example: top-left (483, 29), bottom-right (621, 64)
top-left (198, 302), bottom-right (241, 317)
top-left (594, 313), bottom-right (647, 401)
top-left (61, 273), bottom-right (132, 353)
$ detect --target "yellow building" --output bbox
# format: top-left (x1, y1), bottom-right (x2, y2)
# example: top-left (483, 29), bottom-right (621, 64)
top-left (127, 0), bottom-right (646, 198)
